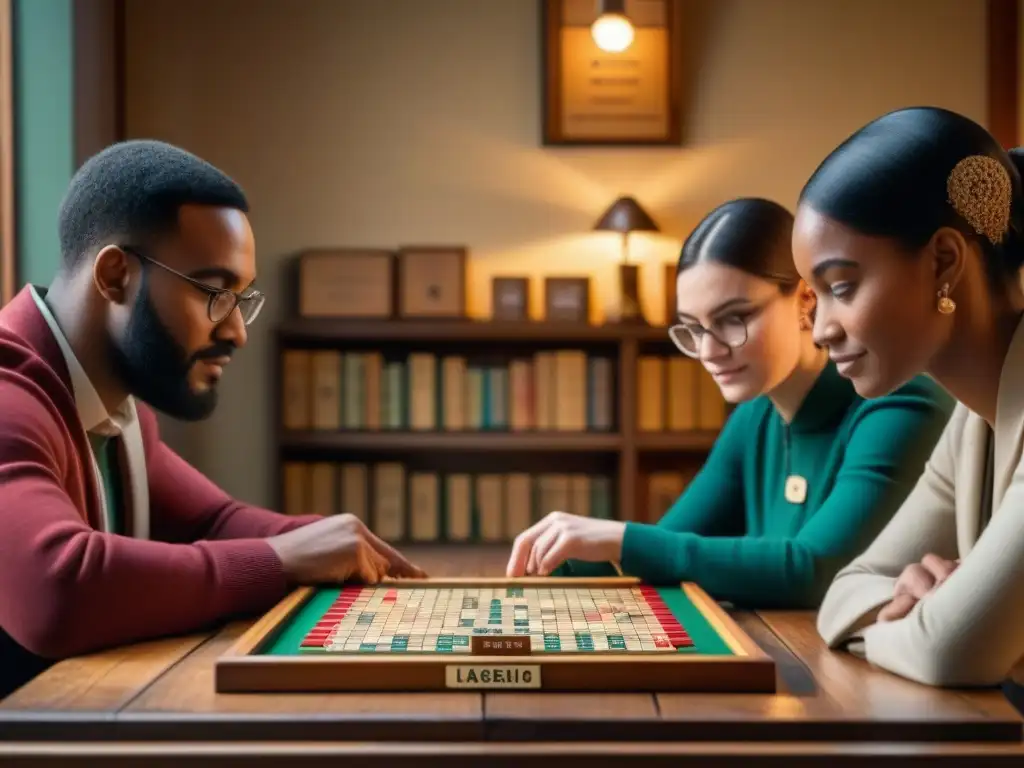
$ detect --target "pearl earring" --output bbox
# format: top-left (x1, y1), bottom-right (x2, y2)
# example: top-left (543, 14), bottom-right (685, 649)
top-left (937, 283), bottom-right (956, 314)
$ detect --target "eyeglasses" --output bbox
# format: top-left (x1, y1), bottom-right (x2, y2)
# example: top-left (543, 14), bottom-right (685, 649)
top-left (667, 300), bottom-right (772, 359)
top-left (668, 318), bottom-right (748, 358)
top-left (121, 245), bottom-right (266, 325)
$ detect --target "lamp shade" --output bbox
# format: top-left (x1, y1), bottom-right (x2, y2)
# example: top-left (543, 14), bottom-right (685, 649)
top-left (593, 196), bottom-right (660, 234)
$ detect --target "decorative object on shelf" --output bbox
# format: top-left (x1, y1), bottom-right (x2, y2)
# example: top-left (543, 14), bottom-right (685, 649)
top-left (492, 277), bottom-right (530, 321)
top-left (664, 261), bottom-right (677, 326)
top-left (397, 246), bottom-right (467, 319)
top-left (594, 195), bottom-right (660, 324)
top-left (544, 276), bottom-right (591, 323)
top-left (294, 249), bottom-right (394, 318)
top-left (540, 0), bottom-right (680, 145)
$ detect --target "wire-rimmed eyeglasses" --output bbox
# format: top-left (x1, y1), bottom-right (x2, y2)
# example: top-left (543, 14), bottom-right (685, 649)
top-left (667, 316), bottom-right (751, 358)
top-left (121, 245), bottom-right (265, 325)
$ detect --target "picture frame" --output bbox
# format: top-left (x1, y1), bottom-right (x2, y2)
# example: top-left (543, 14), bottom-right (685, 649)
top-left (541, 0), bottom-right (681, 146)
top-left (544, 276), bottom-right (591, 323)
top-left (397, 246), bottom-right (468, 319)
top-left (295, 249), bottom-right (395, 319)
top-left (492, 277), bottom-right (530, 321)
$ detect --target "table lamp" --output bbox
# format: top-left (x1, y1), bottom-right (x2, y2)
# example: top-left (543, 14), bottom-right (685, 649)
top-left (593, 195), bottom-right (659, 324)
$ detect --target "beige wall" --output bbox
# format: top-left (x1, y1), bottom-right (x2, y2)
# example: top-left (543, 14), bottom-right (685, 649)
top-left (124, 0), bottom-right (987, 509)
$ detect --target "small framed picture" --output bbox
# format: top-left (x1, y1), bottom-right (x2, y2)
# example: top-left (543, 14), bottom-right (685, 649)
top-left (544, 277), bottom-right (590, 323)
top-left (295, 249), bottom-right (394, 318)
top-left (397, 246), bottom-right (467, 319)
top-left (492, 277), bottom-right (530, 321)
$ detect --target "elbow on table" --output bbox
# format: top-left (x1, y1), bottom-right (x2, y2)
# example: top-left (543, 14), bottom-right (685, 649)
top-left (815, 610), bottom-right (849, 649)
top-left (6, 585), bottom-right (97, 661)
top-left (6, 559), bottom-right (116, 660)
top-left (814, 568), bottom-right (898, 648)
top-left (814, 585), bottom-right (865, 647)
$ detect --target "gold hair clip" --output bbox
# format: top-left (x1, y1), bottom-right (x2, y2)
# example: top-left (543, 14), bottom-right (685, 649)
top-left (946, 155), bottom-right (1012, 245)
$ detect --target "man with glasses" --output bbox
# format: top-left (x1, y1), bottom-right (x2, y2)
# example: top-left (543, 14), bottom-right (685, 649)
top-left (0, 140), bottom-right (424, 696)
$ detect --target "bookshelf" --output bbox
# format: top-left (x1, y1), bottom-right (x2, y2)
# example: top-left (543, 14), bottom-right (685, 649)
top-left (274, 318), bottom-right (727, 546)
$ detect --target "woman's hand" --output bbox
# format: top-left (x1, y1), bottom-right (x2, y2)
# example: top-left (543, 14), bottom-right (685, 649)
top-left (506, 512), bottom-right (627, 577)
top-left (878, 553), bottom-right (959, 622)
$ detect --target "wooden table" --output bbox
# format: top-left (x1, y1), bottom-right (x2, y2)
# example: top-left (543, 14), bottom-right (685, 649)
top-left (2, 545), bottom-right (1023, 766)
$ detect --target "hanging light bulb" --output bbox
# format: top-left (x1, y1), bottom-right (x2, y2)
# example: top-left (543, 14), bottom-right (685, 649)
top-left (591, 0), bottom-right (634, 53)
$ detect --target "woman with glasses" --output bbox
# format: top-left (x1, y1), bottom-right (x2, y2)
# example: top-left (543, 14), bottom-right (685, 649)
top-left (506, 197), bottom-right (955, 609)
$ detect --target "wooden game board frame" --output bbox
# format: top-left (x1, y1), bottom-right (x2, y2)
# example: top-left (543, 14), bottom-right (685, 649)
top-left (215, 578), bottom-right (776, 693)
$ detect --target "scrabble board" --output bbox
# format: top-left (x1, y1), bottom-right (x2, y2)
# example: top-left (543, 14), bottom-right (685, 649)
top-left (297, 583), bottom-right (694, 654)
top-left (215, 578), bottom-right (775, 693)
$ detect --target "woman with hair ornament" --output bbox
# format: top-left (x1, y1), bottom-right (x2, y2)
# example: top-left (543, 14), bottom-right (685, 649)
top-left (794, 106), bottom-right (1024, 707)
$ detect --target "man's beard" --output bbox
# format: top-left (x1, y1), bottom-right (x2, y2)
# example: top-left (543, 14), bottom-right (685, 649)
top-left (109, 274), bottom-right (233, 421)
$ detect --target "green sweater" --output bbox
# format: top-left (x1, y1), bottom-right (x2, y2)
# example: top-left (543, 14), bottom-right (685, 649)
top-left (558, 362), bottom-right (955, 609)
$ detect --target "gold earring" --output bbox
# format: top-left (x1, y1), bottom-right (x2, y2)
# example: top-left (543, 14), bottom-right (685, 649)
top-left (937, 283), bottom-right (956, 314)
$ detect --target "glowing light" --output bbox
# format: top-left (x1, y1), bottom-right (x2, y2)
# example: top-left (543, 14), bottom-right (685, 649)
top-left (591, 13), bottom-right (634, 53)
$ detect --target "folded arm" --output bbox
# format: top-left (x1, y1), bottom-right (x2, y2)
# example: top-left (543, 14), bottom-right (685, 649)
top-left (623, 386), bottom-right (953, 608)
top-left (856, 436), bottom-right (1024, 687)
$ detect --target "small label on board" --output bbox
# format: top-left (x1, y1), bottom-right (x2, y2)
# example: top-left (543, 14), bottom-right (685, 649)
top-left (471, 635), bottom-right (531, 655)
top-left (445, 665), bottom-right (542, 689)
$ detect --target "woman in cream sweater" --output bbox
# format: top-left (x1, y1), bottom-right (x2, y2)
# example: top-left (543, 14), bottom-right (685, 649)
top-left (790, 106), bottom-right (1024, 701)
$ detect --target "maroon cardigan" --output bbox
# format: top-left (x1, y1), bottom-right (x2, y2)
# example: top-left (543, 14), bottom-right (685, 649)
top-left (0, 287), bottom-right (320, 689)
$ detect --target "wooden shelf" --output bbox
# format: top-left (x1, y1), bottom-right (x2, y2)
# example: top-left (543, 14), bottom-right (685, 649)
top-left (279, 430), bottom-right (718, 453)
top-left (280, 430), bottom-right (623, 452)
top-left (277, 318), bottom-right (675, 344)
top-left (636, 431), bottom-right (720, 451)
top-left (273, 315), bottom-right (724, 523)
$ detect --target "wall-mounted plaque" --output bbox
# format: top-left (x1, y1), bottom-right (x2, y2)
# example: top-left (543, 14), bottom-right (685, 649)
top-left (544, 277), bottom-right (591, 323)
top-left (397, 246), bottom-right (467, 319)
top-left (541, 0), bottom-right (680, 146)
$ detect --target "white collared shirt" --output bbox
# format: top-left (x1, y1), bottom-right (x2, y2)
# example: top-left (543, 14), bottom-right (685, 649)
top-left (29, 286), bottom-right (149, 539)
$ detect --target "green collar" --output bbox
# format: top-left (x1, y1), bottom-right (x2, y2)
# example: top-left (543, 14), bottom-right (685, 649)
top-left (785, 360), bottom-right (858, 434)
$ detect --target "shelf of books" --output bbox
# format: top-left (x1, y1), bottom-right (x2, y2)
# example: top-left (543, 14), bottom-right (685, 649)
top-left (275, 320), bottom-right (727, 546)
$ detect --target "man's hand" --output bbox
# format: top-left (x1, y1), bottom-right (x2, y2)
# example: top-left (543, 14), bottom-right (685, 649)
top-left (267, 514), bottom-right (426, 584)
top-left (506, 511), bottom-right (626, 577)
top-left (878, 553), bottom-right (958, 622)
